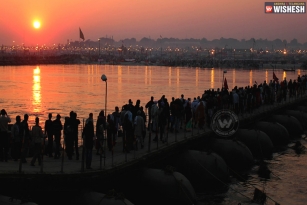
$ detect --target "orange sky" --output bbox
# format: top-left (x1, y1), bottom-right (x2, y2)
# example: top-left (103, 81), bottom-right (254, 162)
top-left (0, 0), bottom-right (306, 46)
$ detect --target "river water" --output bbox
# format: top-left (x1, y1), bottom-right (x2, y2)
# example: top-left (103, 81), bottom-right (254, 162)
top-left (1, 65), bottom-right (307, 205)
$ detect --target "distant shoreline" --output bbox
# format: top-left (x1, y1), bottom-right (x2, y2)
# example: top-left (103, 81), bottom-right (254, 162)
top-left (0, 53), bottom-right (306, 69)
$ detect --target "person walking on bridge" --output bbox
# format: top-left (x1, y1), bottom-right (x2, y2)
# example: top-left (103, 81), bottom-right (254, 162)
top-left (0, 109), bottom-right (11, 162)
top-left (30, 117), bottom-right (44, 166)
top-left (44, 113), bottom-right (53, 158)
top-left (53, 114), bottom-right (63, 159)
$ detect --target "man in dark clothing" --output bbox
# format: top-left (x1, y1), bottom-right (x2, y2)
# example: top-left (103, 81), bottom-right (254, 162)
top-left (11, 116), bottom-right (22, 161)
top-left (145, 96), bottom-right (154, 130)
top-left (64, 116), bottom-right (73, 160)
top-left (140, 106), bottom-right (147, 140)
top-left (21, 114), bottom-right (30, 163)
top-left (96, 110), bottom-right (106, 155)
top-left (0, 109), bottom-right (11, 162)
top-left (83, 119), bottom-right (94, 169)
top-left (44, 113), bottom-right (53, 157)
top-left (112, 106), bottom-right (122, 141)
top-left (53, 114), bottom-right (63, 159)
top-left (70, 111), bottom-right (80, 160)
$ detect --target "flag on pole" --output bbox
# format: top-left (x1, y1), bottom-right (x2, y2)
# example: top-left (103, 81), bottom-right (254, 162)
top-left (273, 72), bottom-right (279, 82)
top-left (224, 77), bottom-right (228, 90)
top-left (79, 28), bottom-right (85, 41)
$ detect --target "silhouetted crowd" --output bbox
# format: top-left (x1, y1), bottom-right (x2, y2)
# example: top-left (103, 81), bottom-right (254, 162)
top-left (1, 74), bottom-right (306, 169)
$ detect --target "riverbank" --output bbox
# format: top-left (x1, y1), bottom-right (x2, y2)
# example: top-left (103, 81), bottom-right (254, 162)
top-left (1, 53), bottom-right (306, 70)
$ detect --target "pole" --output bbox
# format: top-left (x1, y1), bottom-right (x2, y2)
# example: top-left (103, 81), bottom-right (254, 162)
top-left (104, 80), bottom-right (107, 167)
top-left (61, 137), bottom-right (65, 173)
top-left (222, 72), bottom-right (224, 90)
top-left (81, 119), bottom-right (85, 172)
top-left (100, 74), bottom-right (107, 168)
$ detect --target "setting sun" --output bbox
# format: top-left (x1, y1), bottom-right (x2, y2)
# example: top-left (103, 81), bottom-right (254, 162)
top-left (33, 21), bottom-right (41, 29)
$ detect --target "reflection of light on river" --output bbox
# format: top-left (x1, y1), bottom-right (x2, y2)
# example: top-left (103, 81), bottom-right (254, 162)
top-left (283, 71), bottom-right (287, 81)
top-left (195, 68), bottom-right (198, 87)
top-left (117, 66), bottom-right (122, 100)
top-left (176, 68), bottom-right (180, 85)
top-left (210, 69), bottom-right (214, 88)
top-left (32, 66), bottom-right (41, 112)
top-left (145, 66), bottom-right (151, 85)
top-left (249, 70), bottom-right (253, 86)
top-left (168, 67), bottom-right (172, 85)
top-left (232, 69), bottom-right (236, 88)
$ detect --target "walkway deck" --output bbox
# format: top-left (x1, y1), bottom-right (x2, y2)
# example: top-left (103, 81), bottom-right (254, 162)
top-left (1, 94), bottom-right (307, 178)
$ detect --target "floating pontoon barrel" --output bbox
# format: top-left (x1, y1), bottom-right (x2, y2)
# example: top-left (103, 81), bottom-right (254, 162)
top-left (235, 129), bottom-right (273, 159)
top-left (268, 115), bottom-right (304, 139)
top-left (254, 121), bottom-right (290, 147)
top-left (210, 138), bottom-right (254, 171)
top-left (283, 110), bottom-right (307, 128)
top-left (139, 168), bottom-right (197, 205)
top-left (175, 150), bottom-right (229, 191)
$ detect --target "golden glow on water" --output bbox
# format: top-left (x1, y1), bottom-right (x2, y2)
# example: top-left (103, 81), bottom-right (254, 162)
top-left (210, 69), bottom-right (214, 89)
top-left (176, 67), bottom-right (180, 86)
top-left (249, 70), bottom-right (253, 86)
top-left (32, 66), bottom-right (41, 113)
top-left (145, 66), bottom-right (148, 85)
top-left (283, 71), bottom-right (287, 81)
top-left (168, 67), bottom-right (172, 85)
top-left (195, 68), bottom-right (199, 87)
top-left (0, 65), bottom-right (302, 124)
top-left (232, 70), bottom-right (236, 86)
top-left (265, 70), bottom-right (268, 83)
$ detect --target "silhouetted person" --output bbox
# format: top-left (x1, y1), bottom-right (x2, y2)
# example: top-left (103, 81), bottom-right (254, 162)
top-left (45, 113), bottom-right (54, 157)
top-left (96, 110), bottom-right (106, 155)
top-left (11, 116), bottom-right (22, 161)
top-left (0, 109), bottom-right (11, 162)
top-left (134, 110), bottom-right (145, 149)
top-left (64, 116), bottom-right (73, 160)
top-left (107, 114), bottom-right (116, 151)
top-left (83, 117), bottom-right (95, 169)
top-left (112, 106), bottom-right (122, 139)
top-left (145, 96), bottom-right (154, 130)
top-left (30, 117), bottom-right (43, 166)
top-left (123, 114), bottom-right (133, 152)
top-left (53, 114), bottom-right (63, 159)
top-left (70, 111), bottom-right (80, 160)
top-left (21, 114), bottom-right (30, 163)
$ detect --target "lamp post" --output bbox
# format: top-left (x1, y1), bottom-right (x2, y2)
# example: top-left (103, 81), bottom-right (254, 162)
top-left (101, 74), bottom-right (107, 116)
top-left (101, 74), bottom-right (107, 167)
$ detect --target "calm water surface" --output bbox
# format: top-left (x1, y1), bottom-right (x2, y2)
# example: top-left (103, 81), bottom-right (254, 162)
top-left (0, 64), bottom-right (304, 124)
top-left (1, 65), bottom-right (307, 205)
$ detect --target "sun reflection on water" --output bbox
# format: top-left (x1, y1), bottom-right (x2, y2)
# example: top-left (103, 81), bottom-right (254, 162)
top-left (32, 66), bottom-right (41, 112)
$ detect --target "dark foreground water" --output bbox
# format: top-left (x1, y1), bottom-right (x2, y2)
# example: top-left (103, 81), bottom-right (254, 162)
top-left (1, 65), bottom-right (307, 205)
